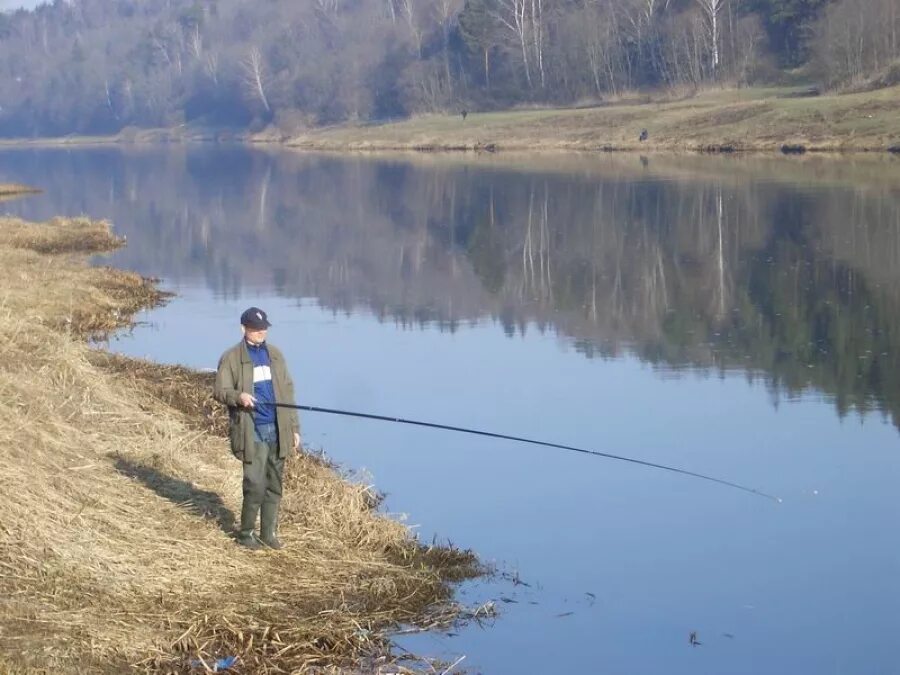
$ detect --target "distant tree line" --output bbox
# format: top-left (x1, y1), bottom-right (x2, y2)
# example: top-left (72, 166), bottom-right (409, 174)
top-left (0, 0), bottom-right (896, 136)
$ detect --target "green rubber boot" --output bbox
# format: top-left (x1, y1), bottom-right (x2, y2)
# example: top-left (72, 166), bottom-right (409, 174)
top-left (259, 502), bottom-right (283, 550)
top-left (237, 499), bottom-right (263, 550)
top-left (236, 530), bottom-right (263, 550)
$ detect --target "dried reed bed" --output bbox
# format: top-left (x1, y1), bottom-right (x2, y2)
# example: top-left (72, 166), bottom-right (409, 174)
top-left (0, 217), bottom-right (166, 338)
top-left (0, 183), bottom-right (40, 197)
top-left (0, 216), bottom-right (480, 674)
top-left (3, 215), bottom-right (122, 254)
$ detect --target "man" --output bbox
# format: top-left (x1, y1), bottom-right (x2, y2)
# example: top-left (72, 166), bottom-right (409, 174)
top-left (214, 307), bottom-right (300, 550)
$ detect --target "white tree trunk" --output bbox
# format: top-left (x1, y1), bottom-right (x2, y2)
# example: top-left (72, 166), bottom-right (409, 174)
top-left (205, 52), bottom-right (220, 87)
top-left (241, 47), bottom-right (271, 113)
top-left (189, 26), bottom-right (203, 60)
top-left (532, 0), bottom-right (545, 88)
top-left (695, 0), bottom-right (726, 76)
top-left (436, 0), bottom-right (459, 93)
top-left (315, 0), bottom-right (341, 15)
top-left (493, 0), bottom-right (533, 88)
top-left (400, 0), bottom-right (423, 56)
top-left (712, 2), bottom-right (719, 70)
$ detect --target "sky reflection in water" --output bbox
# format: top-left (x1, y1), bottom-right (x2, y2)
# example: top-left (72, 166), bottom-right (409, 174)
top-left (1, 149), bottom-right (899, 675)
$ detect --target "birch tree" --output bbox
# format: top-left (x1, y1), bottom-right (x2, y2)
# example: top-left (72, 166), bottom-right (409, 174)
top-left (695, 0), bottom-right (727, 75)
top-left (492, 0), bottom-right (533, 88)
top-left (204, 52), bottom-right (220, 87)
top-left (240, 46), bottom-right (271, 113)
top-left (530, 0), bottom-right (545, 88)
top-left (400, 0), bottom-right (424, 56)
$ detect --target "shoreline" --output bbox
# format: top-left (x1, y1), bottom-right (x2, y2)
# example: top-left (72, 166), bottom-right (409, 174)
top-left (1, 85), bottom-right (899, 155)
top-left (0, 182), bottom-right (42, 195)
top-left (0, 214), bottom-right (482, 673)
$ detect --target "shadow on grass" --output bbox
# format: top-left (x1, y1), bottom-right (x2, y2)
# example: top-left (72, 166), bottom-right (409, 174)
top-left (114, 457), bottom-right (236, 535)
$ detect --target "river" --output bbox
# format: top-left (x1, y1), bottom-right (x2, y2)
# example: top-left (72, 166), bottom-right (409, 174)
top-left (1, 147), bottom-right (898, 675)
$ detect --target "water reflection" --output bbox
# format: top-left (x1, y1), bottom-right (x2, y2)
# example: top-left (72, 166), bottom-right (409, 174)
top-left (4, 148), bottom-right (900, 429)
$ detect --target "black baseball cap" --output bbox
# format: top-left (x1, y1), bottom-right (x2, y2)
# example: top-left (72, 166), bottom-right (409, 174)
top-left (240, 307), bottom-right (272, 330)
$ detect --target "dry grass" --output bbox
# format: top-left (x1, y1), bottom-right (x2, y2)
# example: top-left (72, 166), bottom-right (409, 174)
top-left (278, 85), bottom-right (900, 154)
top-left (3, 216), bottom-right (122, 254)
top-left (0, 216), bottom-right (481, 673)
top-left (0, 217), bottom-right (166, 338)
top-left (0, 183), bottom-right (40, 196)
top-left (0, 184), bottom-right (41, 205)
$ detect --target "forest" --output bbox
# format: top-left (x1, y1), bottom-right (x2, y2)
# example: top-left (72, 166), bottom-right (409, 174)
top-left (0, 0), bottom-right (898, 136)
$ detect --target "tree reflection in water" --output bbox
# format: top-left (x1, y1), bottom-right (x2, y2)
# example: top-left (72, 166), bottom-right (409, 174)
top-left (6, 148), bottom-right (900, 429)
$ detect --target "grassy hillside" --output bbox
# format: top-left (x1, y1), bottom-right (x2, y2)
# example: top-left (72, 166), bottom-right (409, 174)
top-left (278, 86), bottom-right (900, 153)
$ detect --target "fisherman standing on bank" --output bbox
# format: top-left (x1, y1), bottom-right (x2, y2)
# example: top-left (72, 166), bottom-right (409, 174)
top-left (214, 307), bottom-right (300, 550)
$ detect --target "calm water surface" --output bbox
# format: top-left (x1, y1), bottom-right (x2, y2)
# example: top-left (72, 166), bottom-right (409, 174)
top-left (2, 148), bottom-right (899, 675)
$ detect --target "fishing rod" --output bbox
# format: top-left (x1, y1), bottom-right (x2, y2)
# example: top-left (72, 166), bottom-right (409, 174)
top-left (270, 402), bottom-right (781, 502)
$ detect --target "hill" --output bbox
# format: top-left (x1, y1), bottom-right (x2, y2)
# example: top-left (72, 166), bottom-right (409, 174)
top-left (0, 0), bottom-right (896, 138)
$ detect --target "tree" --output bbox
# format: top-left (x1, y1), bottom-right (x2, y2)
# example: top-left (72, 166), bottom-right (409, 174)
top-left (0, 0), bottom-right (882, 136)
top-left (813, 0), bottom-right (900, 84)
top-left (240, 46), bottom-right (271, 114)
top-left (435, 0), bottom-right (463, 91)
top-left (400, 0), bottom-right (425, 56)
top-left (747, 0), bottom-right (832, 66)
top-left (458, 0), bottom-right (501, 88)
top-left (491, 0), bottom-right (534, 88)
top-left (695, 0), bottom-right (727, 75)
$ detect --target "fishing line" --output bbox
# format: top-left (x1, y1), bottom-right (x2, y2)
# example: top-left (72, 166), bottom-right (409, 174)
top-left (268, 402), bottom-right (781, 502)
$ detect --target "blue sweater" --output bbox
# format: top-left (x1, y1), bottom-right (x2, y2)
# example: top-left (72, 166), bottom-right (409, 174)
top-left (246, 341), bottom-right (276, 426)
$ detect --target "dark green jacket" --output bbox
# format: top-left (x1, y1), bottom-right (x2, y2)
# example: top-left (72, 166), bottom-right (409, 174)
top-left (213, 340), bottom-right (300, 462)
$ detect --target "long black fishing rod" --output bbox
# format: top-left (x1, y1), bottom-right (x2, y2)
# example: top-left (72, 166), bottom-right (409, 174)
top-left (272, 402), bottom-right (781, 502)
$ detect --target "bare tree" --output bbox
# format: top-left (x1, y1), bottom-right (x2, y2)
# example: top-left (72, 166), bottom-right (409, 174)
top-left (695, 0), bottom-right (727, 75)
top-left (575, 2), bottom-right (628, 94)
top-left (188, 25), bottom-right (203, 60)
top-left (531, 0), bottom-right (546, 88)
top-left (400, 0), bottom-right (424, 56)
top-left (384, 0), bottom-right (398, 23)
top-left (492, 0), bottom-right (533, 88)
top-left (315, 0), bottom-right (342, 17)
top-left (814, 0), bottom-right (900, 85)
top-left (204, 51), bottom-right (220, 87)
top-left (240, 46), bottom-right (271, 113)
top-left (436, 0), bottom-right (462, 92)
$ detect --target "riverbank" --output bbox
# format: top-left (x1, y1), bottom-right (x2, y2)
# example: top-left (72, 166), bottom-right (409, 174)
top-left (0, 183), bottom-right (42, 205)
top-left (3, 85), bottom-right (899, 154)
top-left (280, 85), bottom-right (900, 153)
top-left (0, 215), bottom-right (480, 673)
top-left (0, 183), bottom-right (41, 196)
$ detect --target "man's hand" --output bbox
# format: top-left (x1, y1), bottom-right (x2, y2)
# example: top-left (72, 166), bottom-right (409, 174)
top-left (238, 392), bottom-right (256, 408)
top-left (293, 433), bottom-right (301, 453)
